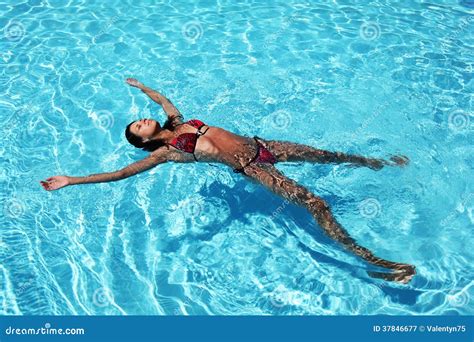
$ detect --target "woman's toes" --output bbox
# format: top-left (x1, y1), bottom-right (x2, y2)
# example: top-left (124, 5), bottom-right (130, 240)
top-left (390, 155), bottom-right (410, 166)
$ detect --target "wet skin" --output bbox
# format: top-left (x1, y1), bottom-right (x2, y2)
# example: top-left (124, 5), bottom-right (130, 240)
top-left (40, 78), bottom-right (414, 284)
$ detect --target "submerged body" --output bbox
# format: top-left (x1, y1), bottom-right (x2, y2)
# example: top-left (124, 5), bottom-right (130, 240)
top-left (40, 78), bottom-right (415, 284)
top-left (157, 118), bottom-right (277, 172)
top-left (168, 119), bottom-right (261, 167)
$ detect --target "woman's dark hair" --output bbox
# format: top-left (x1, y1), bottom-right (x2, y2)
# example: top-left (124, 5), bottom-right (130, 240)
top-left (124, 119), bottom-right (173, 152)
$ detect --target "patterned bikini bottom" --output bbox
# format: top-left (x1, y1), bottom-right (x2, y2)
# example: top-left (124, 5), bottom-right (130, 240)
top-left (233, 136), bottom-right (278, 174)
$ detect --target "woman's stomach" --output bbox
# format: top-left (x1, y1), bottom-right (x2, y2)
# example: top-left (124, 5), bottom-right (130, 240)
top-left (194, 127), bottom-right (258, 168)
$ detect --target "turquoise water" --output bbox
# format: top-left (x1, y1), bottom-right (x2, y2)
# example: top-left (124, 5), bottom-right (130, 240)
top-left (1, 0), bottom-right (473, 315)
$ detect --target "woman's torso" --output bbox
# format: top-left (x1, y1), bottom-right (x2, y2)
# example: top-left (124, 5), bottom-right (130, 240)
top-left (163, 120), bottom-right (259, 169)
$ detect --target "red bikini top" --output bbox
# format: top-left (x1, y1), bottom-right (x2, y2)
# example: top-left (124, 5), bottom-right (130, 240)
top-left (168, 119), bottom-right (209, 160)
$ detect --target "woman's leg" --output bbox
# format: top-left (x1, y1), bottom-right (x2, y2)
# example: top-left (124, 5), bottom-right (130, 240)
top-left (261, 139), bottom-right (408, 170)
top-left (242, 163), bottom-right (416, 284)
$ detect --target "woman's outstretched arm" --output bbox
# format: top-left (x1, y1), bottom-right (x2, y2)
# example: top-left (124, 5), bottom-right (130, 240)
top-left (40, 152), bottom-right (167, 191)
top-left (125, 78), bottom-right (184, 127)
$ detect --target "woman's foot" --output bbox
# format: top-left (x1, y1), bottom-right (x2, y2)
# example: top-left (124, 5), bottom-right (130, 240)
top-left (366, 159), bottom-right (385, 170)
top-left (388, 155), bottom-right (410, 167)
top-left (369, 155), bottom-right (410, 170)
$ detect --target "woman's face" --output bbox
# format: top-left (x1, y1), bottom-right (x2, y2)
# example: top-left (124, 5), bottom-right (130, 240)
top-left (129, 118), bottom-right (160, 141)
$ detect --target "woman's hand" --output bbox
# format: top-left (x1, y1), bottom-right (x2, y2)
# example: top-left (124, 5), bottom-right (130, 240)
top-left (126, 78), bottom-right (144, 89)
top-left (40, 176), bottom-right (70, 191)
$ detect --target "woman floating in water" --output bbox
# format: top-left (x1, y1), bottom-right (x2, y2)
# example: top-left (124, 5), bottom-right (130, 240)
top-left (40, 78), bottom-right (416, 284)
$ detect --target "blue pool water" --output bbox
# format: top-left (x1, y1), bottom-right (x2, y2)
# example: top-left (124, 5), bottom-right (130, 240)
top-left (1, 0), bottom-right (473, 315)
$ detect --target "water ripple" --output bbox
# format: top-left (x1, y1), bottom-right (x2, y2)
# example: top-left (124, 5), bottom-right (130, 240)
top-left (1, 0), bottom-right (472, 315)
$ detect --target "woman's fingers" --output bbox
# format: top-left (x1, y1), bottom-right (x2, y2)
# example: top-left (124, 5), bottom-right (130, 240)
top-left (125, 77), bottom-right (143, 88)
top-left (126, 78), bottom-right (138, 85)
top-left (40, 176), bottom-right (64, 191)
top-left (40, 180), bottom-right (52, 189)
top-left (41, 183), bottom-right (55, 191)
top-left (40, 180), bottom-right (50, 190)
